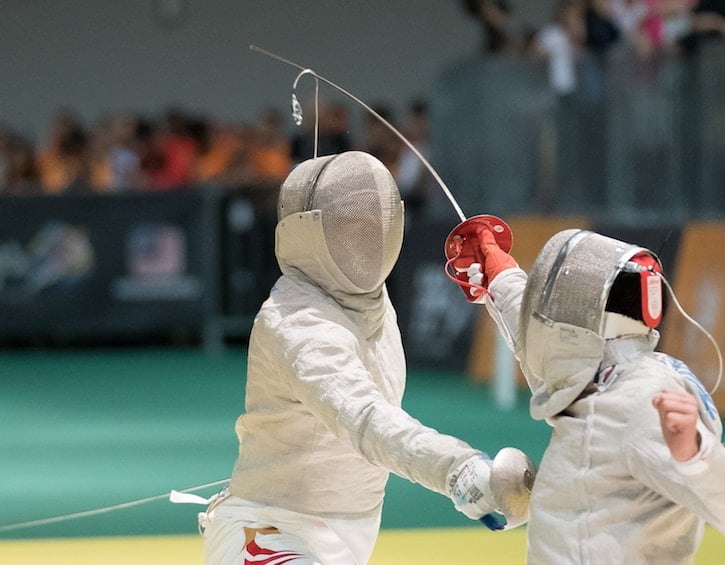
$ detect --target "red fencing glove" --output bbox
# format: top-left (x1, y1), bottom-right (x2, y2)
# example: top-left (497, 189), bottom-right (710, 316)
top-left (444, 215), bottom-right (514, 303)
top-left (478, 227), bottom-right (517, 285)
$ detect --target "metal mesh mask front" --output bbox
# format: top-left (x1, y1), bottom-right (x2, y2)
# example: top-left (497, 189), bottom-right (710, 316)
top-left (277, 151), bottom-right (404, 291)
top-left (520, 229), bottom-right (646, 347)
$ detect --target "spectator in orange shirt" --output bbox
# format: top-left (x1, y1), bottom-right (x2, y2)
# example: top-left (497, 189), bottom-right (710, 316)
top-left (36, 110), bottom-right (91, 194)
top-left (248, 108), bottom-right (293, 185)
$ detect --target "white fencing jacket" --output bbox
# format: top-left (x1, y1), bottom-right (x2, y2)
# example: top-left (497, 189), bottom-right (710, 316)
top-left (229, 218), bottom-right (480, 521)
top-left (487, 268), bottom-right (725, 564)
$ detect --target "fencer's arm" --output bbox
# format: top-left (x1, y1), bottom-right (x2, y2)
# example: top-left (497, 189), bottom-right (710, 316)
top-left (485, 268), bottom-right (528, 357)
top-left (287, 327), bottom-right (478, 498)
top-left (626, 393), bottom-right (725, 535)
top-left (286, 317), bottom-right (534, 527)
top-left (662, 422), bottom-right (725, 534)
top-left (673, 429), bottom-right (725, 534)
top-left (650, 374), bottom-right (725, 533)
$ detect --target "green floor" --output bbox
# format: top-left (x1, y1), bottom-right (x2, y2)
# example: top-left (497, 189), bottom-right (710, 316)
top-left (0, 347), bottom-right (549, 540)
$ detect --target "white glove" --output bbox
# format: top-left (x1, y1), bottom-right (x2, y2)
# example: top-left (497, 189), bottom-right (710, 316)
top-left (448, 449), bottom-right (537, 529)
top-left (466, 263), bottom-right (488, 304)
top-left (489, 447), bottom-right (537, 529)
top-left (447, 455), bottom-right (496, 520)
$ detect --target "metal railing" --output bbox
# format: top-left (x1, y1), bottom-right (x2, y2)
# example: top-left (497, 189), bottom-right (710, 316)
top-left (429, 43), bottom-right (725, 224)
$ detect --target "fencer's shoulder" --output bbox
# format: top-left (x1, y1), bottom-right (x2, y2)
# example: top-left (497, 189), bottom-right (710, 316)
top-left (603, 353), bottom-right (683, 408)
top-left (652, 352), bottom-right (692, 374)
top-left (653, 352), bottom-right (721, 432)
top-left (651, 353), bottom-right (705, 389)
top-left (259, 276), bottom-right (348, 326)
top-left (616, 353), bottom-right (682, 389)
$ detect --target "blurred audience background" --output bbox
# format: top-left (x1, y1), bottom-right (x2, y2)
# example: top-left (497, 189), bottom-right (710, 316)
top-left (1, 0), bottom-right (721, 218)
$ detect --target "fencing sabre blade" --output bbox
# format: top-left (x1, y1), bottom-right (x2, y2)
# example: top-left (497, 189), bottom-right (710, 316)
top-left (249, 44), bottom-right (513, 302)
top-left (250, 45), bottom-right (724, 391)
top-left (249, 44), bottom-right (466, 221)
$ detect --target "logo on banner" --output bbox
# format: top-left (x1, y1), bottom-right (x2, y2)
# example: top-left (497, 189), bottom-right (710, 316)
top-left (0, 222), bottom-right (95, 301)
top-left (112, 223), bottom-right (202, 301)
top-left (127, 224), bottom-right (186, 276)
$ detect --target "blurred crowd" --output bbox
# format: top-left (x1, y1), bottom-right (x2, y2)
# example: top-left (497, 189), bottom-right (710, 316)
top-left (1, 0), bottom-right (722, 203)
top-left (0, 106), bottom-right (311, 198)
top-left (0, 98), bottom-right (434, 215)
top-left (464, 0), bottom-right (725, 94)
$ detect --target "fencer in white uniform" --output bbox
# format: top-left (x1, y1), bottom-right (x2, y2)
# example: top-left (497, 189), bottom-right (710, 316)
top-left (203, 152), bottom-right (535, 565)
top-left (463, 227), bottom-right (724, 564)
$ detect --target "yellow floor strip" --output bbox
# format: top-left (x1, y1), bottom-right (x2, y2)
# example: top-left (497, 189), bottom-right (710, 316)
top-left (0, 526), bottom-right (722, 564)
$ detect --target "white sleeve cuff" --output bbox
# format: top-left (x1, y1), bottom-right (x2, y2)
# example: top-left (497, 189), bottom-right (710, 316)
top-left (673, 425), bottom-right (717, 476)
top-left (488, 267), bottom-right (526, 295)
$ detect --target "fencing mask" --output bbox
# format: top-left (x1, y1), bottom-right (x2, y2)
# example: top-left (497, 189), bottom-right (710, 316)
top-left (519, 229), bottom-right (662, 419)
top-left (276, 151), bottom-right (404, 294)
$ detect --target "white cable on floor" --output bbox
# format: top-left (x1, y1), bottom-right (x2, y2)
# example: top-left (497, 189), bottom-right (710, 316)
top-left (0, 478), bottom-right (229, 533)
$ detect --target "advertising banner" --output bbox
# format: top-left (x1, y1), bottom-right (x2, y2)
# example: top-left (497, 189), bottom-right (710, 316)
top-left (0, 192), bottom-right (207, 343)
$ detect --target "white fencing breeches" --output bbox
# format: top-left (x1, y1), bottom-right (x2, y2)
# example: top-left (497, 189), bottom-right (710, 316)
top-left (202, 494), bottom-right (380, 565)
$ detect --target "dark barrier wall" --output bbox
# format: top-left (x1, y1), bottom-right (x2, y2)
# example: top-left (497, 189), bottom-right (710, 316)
top-left (0, 192), bottom-right (210, 343)
top-left (0, 190), bottom-right (280, 347)
top-left (202, 190), bottom-right (280, 350)
top-left (389, 218), bottom-right (479, 372)
top-left (1, 192), bottom-right (724, 412)
top-left (0, 190), bottom-right (499, 371)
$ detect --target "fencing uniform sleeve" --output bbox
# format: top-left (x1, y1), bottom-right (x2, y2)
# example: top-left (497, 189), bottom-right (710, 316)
top-left (484, 267), bottom-right (528, 356)
top-left (282, 311), bottom-right (480, 498)
top-left (623, 387), bottom-right (725, 534)
top-left (671, 429), bottom-right (725, 534)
